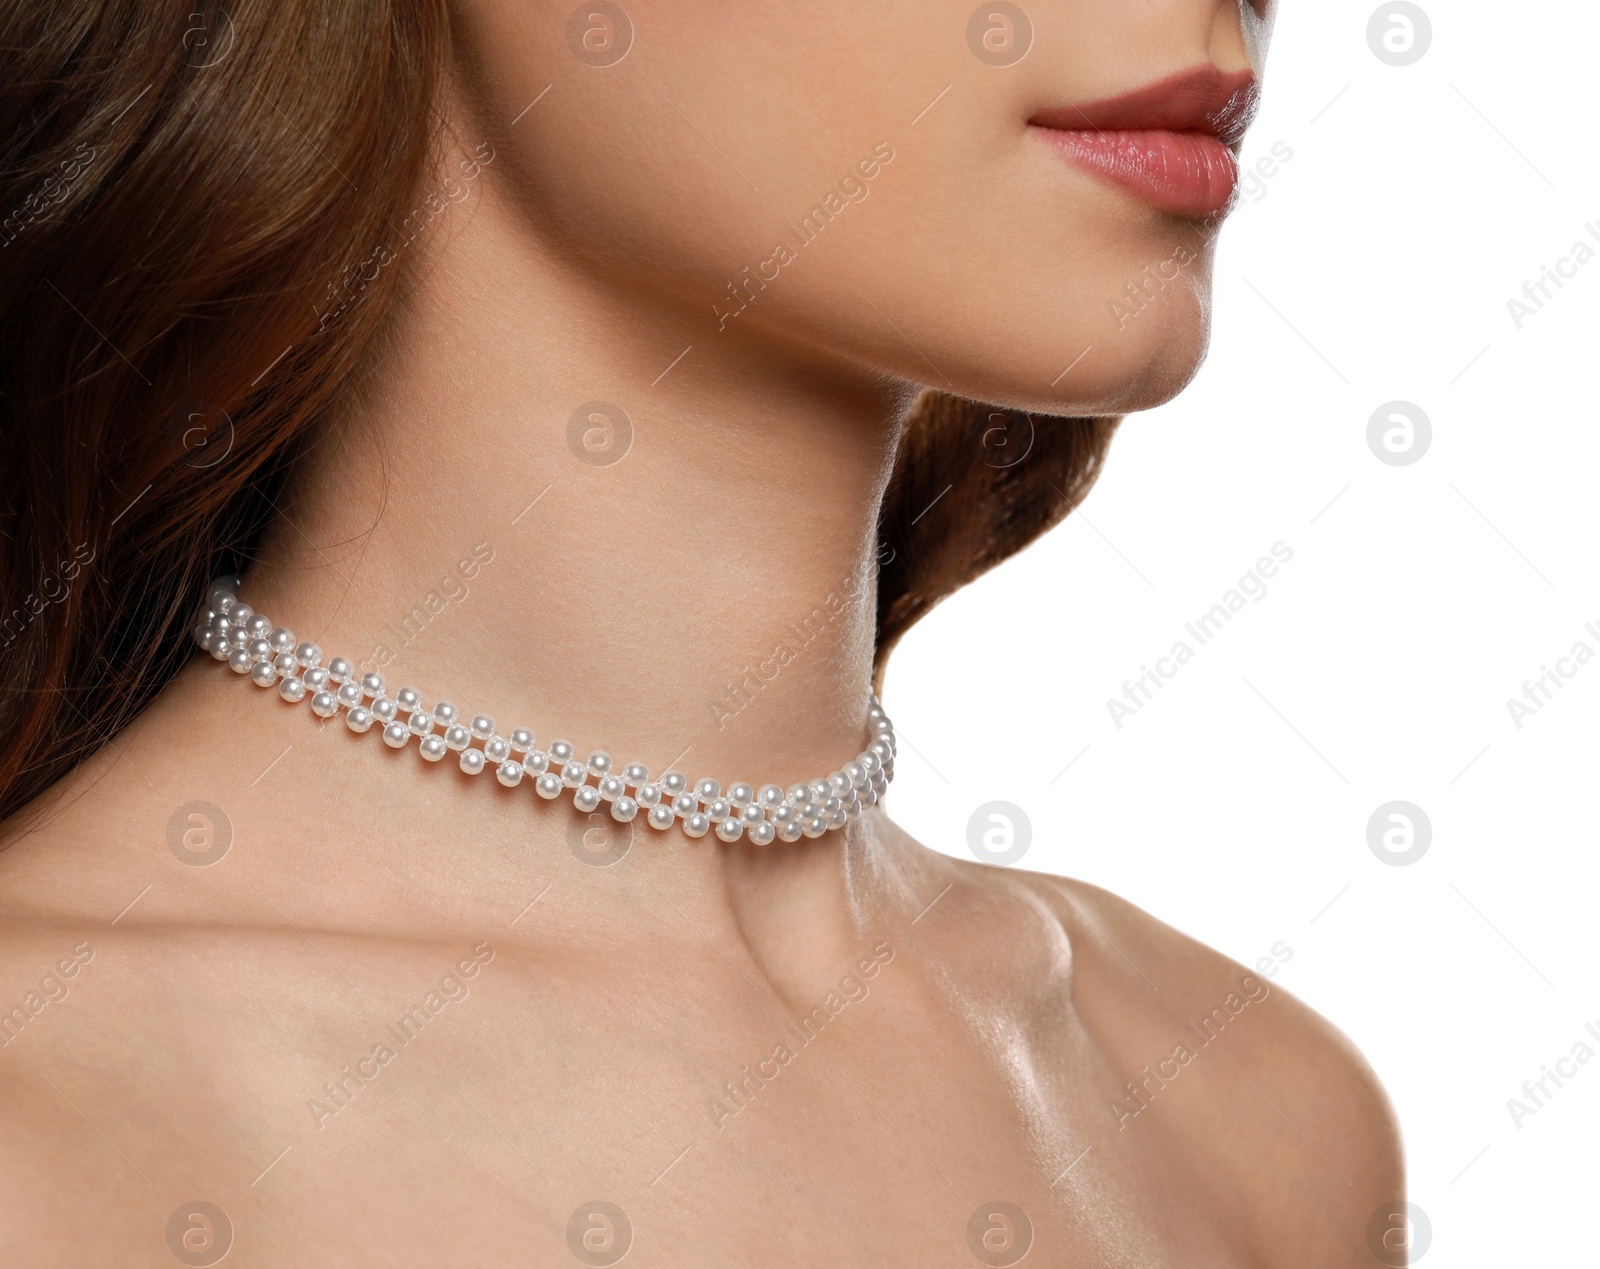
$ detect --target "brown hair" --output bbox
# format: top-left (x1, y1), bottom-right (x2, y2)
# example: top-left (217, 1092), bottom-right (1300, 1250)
top-left (0, 2), bottom-right (1114, 823)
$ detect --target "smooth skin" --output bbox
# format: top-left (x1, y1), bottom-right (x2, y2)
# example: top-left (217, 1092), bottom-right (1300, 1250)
top-left (0, 0), bottom-right (1401, 1264)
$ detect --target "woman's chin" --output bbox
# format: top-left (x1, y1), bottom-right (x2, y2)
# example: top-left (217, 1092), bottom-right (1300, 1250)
top-left (1084, 322), bottom-right (1212, 415)
top-left (954, 313), bottom-right (1212, 419)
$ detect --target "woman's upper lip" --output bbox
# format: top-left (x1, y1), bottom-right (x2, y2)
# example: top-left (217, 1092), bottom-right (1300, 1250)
top-left (1029, 66), bottom-right (1260, 146)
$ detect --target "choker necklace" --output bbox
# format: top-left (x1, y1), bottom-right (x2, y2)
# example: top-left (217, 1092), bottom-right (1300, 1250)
top-left (192, 576), bottom-right (895, 843)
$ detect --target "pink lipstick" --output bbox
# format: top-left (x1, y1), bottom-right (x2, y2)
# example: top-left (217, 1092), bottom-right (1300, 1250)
top-left (1030, 66), bottom-right (1260, 218)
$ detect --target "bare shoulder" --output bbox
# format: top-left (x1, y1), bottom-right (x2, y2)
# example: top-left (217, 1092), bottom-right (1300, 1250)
top-left (0, 795), bottom-right (162, 1260)
top-left (0, 917), bottom-right (140, 1263)
top-left (1017, 869), bottom-right (1405, 1261)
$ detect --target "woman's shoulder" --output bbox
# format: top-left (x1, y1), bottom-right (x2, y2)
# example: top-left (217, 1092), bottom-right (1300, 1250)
top-left (948, 857), bottom-right (1405, 1256)
top-left (1028, 870), bottom-right (1398, 1114)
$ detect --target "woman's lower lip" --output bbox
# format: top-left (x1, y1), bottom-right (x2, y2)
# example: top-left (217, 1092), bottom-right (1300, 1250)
top-left (1034, 127), bottom-right (1239, 218)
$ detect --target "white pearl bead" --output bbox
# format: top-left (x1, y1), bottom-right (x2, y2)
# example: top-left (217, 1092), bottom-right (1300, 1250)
top-left (229, 625), bottom-right (250, 648)
top-left (278, 676), bottom-right (306, 703)
top-left (396, 687), bottom-right (422, 713)
top-left (778, 820), bottom-right (804, 843)
top-left (758, 784), bottom-right (785, 808)
top-left (587, 751), bottom-right (613, 777)
top-left (740, 803), bottom-right (765, 826)
top-left (294, 642), bottom-right (322, 668)
top-left (303, 667), bottom-right (330, 692)
top-left (510, 728), bottom-right (535, 754)
top-left (661, 771), bottom-right (688, 795)
top-left (561, 761), bottom-right (587, 788)
top-left (310, 690), bottom-right (338, 717)
top-left (346, 706), bottom-right (373, 732)
top-left (808, 779), bottom-right (830, 801)
top-left (496, 760), bottom-right (523, 787)
top-left (827, 809), bottom-right (847, 829)
top-left (228, 649), bottom-right (253, 674)
top-left (844, 762), bottom-right (866, 788)
top-left (772, 805), bottom-right (796, 826)
top-left (420, 735), bottom-right (447, 761)
top-left (622, 762), bottom-right (649, 787)
top-left (787, 783), bottom-right (809, 805)
top-left (573, 785), bottom-right (601, 813)
top-left (802, 816), bottom-right (827, 838)
top-left (671, 792), bottom-right (698, 819)
top-left (598, 775), bottom-right (625, 802)
top-left (694, 778), bottom-right (721, 802)
top-left (484, 737), bottom-right (510, 763)
top-left (247, 638), bottom-right (271, 661)
top-left (326, 656), bottom-right (352, 683)
top-left (444, 724), bottom-right (471, 751)
top-left (272, 651), bottom-right (297, 677)
top-left (371, 697), bottom-right (398, 722)
top-left (859, 751), bottom-right (879, 775)
top-left (548, 739), bottom-right (574, 764)
top-left (635, 783), bottom-right (662, 808)
top-left (684, 813), bottom-right (712, 839)
top-left (337, 681), bottom-right (363, 707)
top-left (647, 804), bottom-right (675, 830)
top-left (706, 798), bottom-right (731, 823)
top-left (382, 721), bottom-right (410, 747)
top-left (828, 772), bottom-right (850, 796)
top-left (459, 749), bottom-right (485, 775)
top-left (748, 821), bottom-right (776, 846)
top-left (269, 627), bottom-right (295, 652)
top-left (433, 701), bottom-right (459, 726)
top-left (361, 672), bottom-right (384, 696)
top-left (535, 773), bottom-right (563, 799)
top-left (728, 783), bottom-right (754, 807)
top-left (470, 715), bottom-right (495, 740)
top-left (228, 602), bottom-right (253, 623)
top-left (868, 701), bottom-right (886, 722)
top-left (611, 796), bottom-right (638, 822)
top-left (715, 817), bottom-right (744, 842)
top-left (246, 614), bottom-right (271, 638)
top-left (408, 710), bottom-right (433, 736)
top-left (522, 751), bottom-right (549, 775)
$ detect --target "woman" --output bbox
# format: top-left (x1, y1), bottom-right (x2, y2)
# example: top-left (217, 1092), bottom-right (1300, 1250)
top-left (0, 1), bottom-right (1401, 1264)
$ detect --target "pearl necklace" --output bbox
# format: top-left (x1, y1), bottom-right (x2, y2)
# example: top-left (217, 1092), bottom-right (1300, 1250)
top-left (191, 577), bottom-right (895, 843)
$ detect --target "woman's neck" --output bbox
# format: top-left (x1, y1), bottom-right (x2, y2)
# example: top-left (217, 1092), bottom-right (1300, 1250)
top-left (243, 158), bottom-right (909, 788)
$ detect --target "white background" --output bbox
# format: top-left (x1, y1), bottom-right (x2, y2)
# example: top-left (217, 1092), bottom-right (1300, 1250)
top-left (885, 2), bottom-right (1599, 1263)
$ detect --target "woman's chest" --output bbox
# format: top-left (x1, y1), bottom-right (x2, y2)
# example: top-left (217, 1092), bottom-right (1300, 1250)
top-left (20, 930), bottom-right (1259, 1267)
